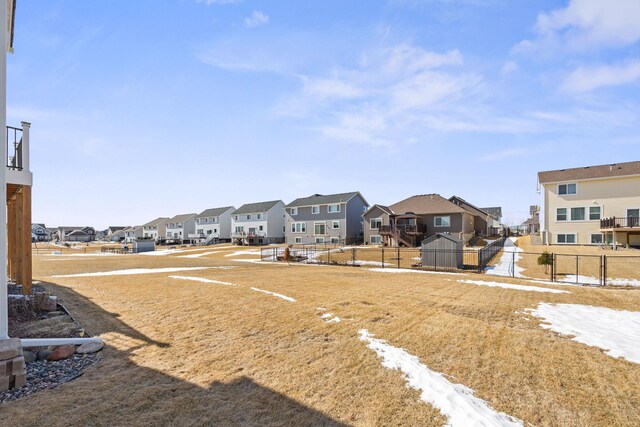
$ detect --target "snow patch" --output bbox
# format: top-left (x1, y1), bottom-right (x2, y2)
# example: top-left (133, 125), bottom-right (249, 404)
top-left (169, 276), bottom-right (238, 286)
top-left (347, 260), bottom-right (393, 267)
top-left (458, 280), bottom-right (570, 294)
top-left (527, 303), bottom-right (640, 364)
top-left (53, 267), bottom-right (211, 278)
top-left (250, 287), bottom-right (296, 302)
top-left (485, 237), bottom-right (524, 278)
top-left (320, 312), bottom-right (342, 323)
top-left (359, 329), bottom-right (523, 426)
top-left (178, 251), bottom-right (223, 259)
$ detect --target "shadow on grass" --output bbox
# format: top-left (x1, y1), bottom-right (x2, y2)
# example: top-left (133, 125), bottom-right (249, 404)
top-left (3, 281), bottom-right (349, 426)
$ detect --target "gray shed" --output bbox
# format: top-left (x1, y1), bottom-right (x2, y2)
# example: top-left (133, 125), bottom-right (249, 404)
top-left (133, 239), bottom-right (155, 253)
top-left (421, 233), bottom-right (463, 269)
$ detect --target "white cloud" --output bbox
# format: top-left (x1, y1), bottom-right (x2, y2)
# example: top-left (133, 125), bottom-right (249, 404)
top-left (517, 0), bottom-right (640, 52)
top-left (245, 10), bottom-right (269, 28)
top-left (561, 59), bottom-right (640, 92)
top-left (501, 61), bottom-right (518, 75)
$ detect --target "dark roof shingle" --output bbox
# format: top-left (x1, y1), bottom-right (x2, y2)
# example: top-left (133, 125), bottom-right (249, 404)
top-left (233, 201), bottom-right (282, 215)
top-left (286, 192), bottom-right (363, 208)
top-left (538, 161), bottom-right (640, 184)
top-left (196, 207), bottom-right (234, 219)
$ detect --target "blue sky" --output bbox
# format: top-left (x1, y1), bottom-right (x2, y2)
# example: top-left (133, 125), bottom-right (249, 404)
top-left (8, 0), bottom-right (640, 228)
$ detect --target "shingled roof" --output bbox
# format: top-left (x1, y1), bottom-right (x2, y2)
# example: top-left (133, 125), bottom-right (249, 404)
top-left (168, 213), bottom-right (197, 223)
top-left (142, 217), bottom-right (170, 228)
top-left (388, 194), bottom-right (468, 215)
top-left (286, 192), bottom-right (364, 208)
top-left (196, 206), bottom-right (234, 219)
top-left (538, 161), bottom-right (640, 184)
top-left (233, 201), bottom-right (282, 215)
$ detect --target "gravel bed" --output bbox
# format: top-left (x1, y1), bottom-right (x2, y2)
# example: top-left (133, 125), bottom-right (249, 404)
top-left (7, 283), bottom-right (47, 295)
top-left (0, 353), bottom-right (100, 404)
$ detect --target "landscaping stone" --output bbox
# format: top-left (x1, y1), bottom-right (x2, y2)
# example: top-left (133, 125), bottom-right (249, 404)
top-left (76, 341), bottom-right (103, 354)
top-left (43, 299), bottom-right (58, 312)
top-left (47, 346), bottom-right (76, 361)
top-left (23, 351), bottom-right (37, 363)
top-left (36, 350), bottom-right (51, 361)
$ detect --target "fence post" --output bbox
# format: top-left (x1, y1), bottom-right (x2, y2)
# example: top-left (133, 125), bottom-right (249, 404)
top-left (328, 247), bottom-right (331, 264)
top-left (512, 251), bottom-right (515, 278)
top-left (397, 247), bottom-right (400, 269)
top-left (575, 256), bottom-right (579, 284)
top-left (381, 247), bottom-right (384, 268)
top-left (434, 249), bottom-right (437, 271)
top-left (352, 248), bottom-right (356, 266)
top-left (603, 255), bottom-right (607, 287)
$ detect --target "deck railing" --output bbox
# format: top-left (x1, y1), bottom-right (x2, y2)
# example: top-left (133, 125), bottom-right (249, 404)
top-left (601, 217), bottom-right (640, 229)
top-left (6, 125), bottom-right (23, 170)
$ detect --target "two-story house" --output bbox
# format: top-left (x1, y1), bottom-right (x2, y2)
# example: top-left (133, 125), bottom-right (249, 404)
top-left (123, 226), bottom-right (144, 243)
top-left (31, 223), bottom-right (51, 242)
top-left (165, 213), bottom-right (197, 244)
top-left (538, 161), bottom-right (640, 247)
top-left (142, 217), bottom-right (169, 242)
top-left (57, 226), bottom-right (96, 242)
top-left (363, 194), bottom-right (477, 247)
top-left (284, 192), bottom-right (369, 245)
top-left (231, 200), bottom-right (285, 245)
top-left (449, 196), bottom-right (494, 237)
top-left (191, 206), bottom-right (235, 244)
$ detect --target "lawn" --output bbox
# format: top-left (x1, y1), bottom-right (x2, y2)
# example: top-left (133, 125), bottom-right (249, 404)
top-left (1, 243), bottom-right (639, 426)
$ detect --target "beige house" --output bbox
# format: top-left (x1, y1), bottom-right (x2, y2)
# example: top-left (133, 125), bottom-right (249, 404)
top-left (538, 161), bottom-right (640, 247)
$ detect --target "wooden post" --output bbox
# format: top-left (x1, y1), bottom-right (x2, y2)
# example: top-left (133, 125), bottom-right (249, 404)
top-left (14, 188), bottom-right (23, 287)
top-left (21, 185), bottom-right (32, 294)
top-left (7, 195), bottom-right (15, 282)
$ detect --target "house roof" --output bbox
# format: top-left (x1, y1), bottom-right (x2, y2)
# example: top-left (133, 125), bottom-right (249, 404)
top-left (123, 226), bottom-right (141, 232)
top-left (388, 194), bottom-right (468, 216)
top-left (142, 217), bottom-right (170, 228)
top-left (168, 213), bottom-right (197, 223)
top-left (538, 161), bottom-right (640, 184)
top-left (67, 230), bottom-right (89, 236)
top-left (449, 196), bottom-right (490, 217)
top-left (196, 206), bottom-right (234, 219)
top-left (107, 226), bottom-right (128, 232)
top-left (286, 192), bottom-right (365, 208)
top-left (32, 223), bottom-right (46, 229)
top-left (482, 207), bottom-right (502, 220)
top-left (233, 200), bottom-right (282, 215)
top-left (422, 232), bottom-right (462, 245)
top-left (363, 204), bottom-right (393, 217)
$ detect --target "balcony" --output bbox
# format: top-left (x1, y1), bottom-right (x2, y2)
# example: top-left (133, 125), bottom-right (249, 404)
top-left (188, 233), bottom-right (206, 239)
top-left (601, 217), bottom-right (640, 229)
top-left (6, 122), bottom-right (32, 187)
top-left (232, 231), bottom-right (266, 239)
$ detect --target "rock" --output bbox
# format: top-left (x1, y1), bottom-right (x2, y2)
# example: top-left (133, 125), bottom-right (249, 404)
top-left (37, 350), bottom-right (51, 361)
top-left (47, 346), bottom-right (75, 361)
top-left (42, 299), bottom-right (58, 312)
top-left (76, 341), bottom-right (103, 354)
top-left (23, 351), bottom-right (37, 363)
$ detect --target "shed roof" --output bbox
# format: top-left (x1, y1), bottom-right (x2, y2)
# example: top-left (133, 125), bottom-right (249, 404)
top-left (286, 192), bottom-right (364, 208)
top-left (196, 206), bottom-right (234, 219)
top-left (538, 161), bottom-right (640, 184)
top-left (422, 233), bottom-right (462, 245)
top-left (233, 200), bottom-right (282, 215)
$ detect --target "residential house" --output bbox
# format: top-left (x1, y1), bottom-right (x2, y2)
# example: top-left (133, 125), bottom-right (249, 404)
top-left (106, 226), bottom-right (127, 236)
top-left (165, 213), bottom-right (197, 244)
top-left (107, 229), bottom-right (126, 242)
top-left (31, 223), bottom-right (51, 242)
top-left (520, 205), bottom-right (540, 235)
top-left (362, 194), bottom-right (478, 247)
top-left (284, 192), bottom-right (369, 245)
top-left (57, 226), bottom-right (96, 242)
top-left (481, 206), bottom-right (503, 234)
top-left (191, 207), bottom-right (235, 244)
top-left (123, 226), bottom-right (144, 243)
top-left (142, 217), bottom-right (169, 242)
top-left (538, 161), bottom-right (640, 247)
top-left (231, 201), bottom-right (285, 245)
top-left (449, 196), bottom-right (494, 237)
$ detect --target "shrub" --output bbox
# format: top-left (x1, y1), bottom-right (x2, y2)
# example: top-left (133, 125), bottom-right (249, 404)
top-left (537, 251), bottom-right (553, 273)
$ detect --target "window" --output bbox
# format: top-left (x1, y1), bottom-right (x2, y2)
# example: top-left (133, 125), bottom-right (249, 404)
top-left (328, 204), bottom-right (340, 213)
top-left (370, 235), bottom-right (382, 244)
top-left (204, 218), bottom-right (208, 223)
top-left (207, 230), bottom-right (212, 235)
top-left (314, 222), bottom-right (326, 235)
top-left (259, 225), bottom-right (264, 231)
top-left (370, 218), bottom-right (382, 229)
top-left (295, 237), bottom-right (302, 244)
top-left (332, 221), bottom-right (340, 229)
top-left (589, 206), bottom-right (601, 221)
top-left (557, 234), bottom-right (576, 244)
top-left (434, 216), bottom-right (451, 227)
top-left (235, 226), bottom-right (244, 233)
top-left (556, 208), bottom-right (567, 221)
top-left (591, 234), bottom-right (603, 244)
top-left (291, 222), bottom-right (306, 233)
top-left (257, 214), bottom-right (262, 220)
top-left (315, 237), bottom-right (325, 244)
top-left (330, 237), bottom-right (340, 244)
top-left (571, 207), bottom-right (585, 221)
top-left (247, 214), bottom-right (252, 220)
top-left (213, 217), bottom-right (217, 223)
top-left (213, 229), bottom-right (217, 233)
top-left (558, 183), bottom-right (577, 195)
top-left (312, 205), bottom-right (320, 214)
top-left (290, 207), bottom-right (298, 215)
top-left (363, 205), bottom-right (368, 212)
top-left (235, 216), bottom-right (238, 221)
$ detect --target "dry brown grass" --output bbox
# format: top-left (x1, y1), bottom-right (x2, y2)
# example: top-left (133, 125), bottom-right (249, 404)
top-left (1, 243), bottom-right (639, 426)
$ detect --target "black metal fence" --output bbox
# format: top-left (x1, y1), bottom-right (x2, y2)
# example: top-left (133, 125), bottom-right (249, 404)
top-left (260, 244), bottom-right (640, 287)
top-left (6, 125), bottom-right (23, 170)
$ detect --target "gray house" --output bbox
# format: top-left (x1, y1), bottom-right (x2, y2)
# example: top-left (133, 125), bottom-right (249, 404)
top-left (231, 201), bottom-right (285, 245)
top-left (285, 192), bottom-right (369, 245)
top-left (192, 206), bottom-right (235, 244)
